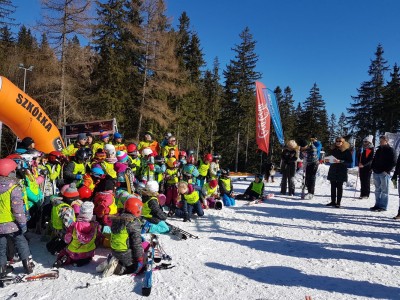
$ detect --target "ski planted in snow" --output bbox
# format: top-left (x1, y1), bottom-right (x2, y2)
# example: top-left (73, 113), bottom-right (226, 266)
top-left (0, 270), bottom-right (59, 287)
top-left (142, 234), bottom-right (157, 296)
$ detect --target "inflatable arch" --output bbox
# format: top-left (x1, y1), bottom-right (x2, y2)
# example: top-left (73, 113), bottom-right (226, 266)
top-left (0, 76), bottom-right (65, 153)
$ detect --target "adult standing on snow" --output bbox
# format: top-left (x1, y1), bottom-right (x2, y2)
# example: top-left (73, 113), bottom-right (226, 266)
top-left (358, 135), bottom-right (374, 199)
top-left (370, 135), bottom-right (396, 212)
top-left (326, 137), bottom-right (353, 208)
top-left (298, 139), bottom-right (319, 200)
top-left (280, 140), bottom-right (298, 196)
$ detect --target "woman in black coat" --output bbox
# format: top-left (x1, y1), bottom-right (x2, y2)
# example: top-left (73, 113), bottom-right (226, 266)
top-left (326, 137), bottom-right (353, 208)
top-left (358, 135), bottom-right (374, 199)
top-left (280, 140), bottom-right (298, 196)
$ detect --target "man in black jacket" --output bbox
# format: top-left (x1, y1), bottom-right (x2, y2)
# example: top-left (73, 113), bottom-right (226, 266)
top-left (370, 135), bottom-right (396, 212)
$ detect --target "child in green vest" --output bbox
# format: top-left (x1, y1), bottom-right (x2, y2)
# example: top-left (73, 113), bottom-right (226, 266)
top-left (173, 181), bottom-right (204, 222)
top-left (101, 197), bottom-right (147, 277)
top-left (236, 174), bottom-right (265, 201)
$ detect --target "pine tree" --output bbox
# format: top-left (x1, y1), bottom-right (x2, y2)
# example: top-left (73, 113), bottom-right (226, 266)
top-left (279, 86), bottom-right (296, 141)
top-left (328, 113), bottom-right (337, 144)
top-left (381, 64), bottom-right (400, 132)
top-left (298, 83), bottom-right (329, 145)
top-left (0, 0), bottom-right (17, 26)
top-left (220, 27), bottom-right (261, 171)
top-left (337, 113), bottom-right (349, 138)
top-left (347, 44), bottom-right (389, 140)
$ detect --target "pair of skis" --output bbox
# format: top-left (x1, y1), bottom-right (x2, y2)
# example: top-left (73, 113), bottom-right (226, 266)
top-left (166, 222), bottom-right (199, 240)
top-left (245, 193), bottom-right (274, 205)
top-left (0, 269), bottom-right (59, 288)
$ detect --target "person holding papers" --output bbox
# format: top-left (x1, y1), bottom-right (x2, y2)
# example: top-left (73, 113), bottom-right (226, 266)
top-left (325, 137), bottom-right (353, 208)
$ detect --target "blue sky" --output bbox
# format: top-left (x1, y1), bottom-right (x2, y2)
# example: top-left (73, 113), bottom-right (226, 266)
top-left (10, 0), bottom-right (400, 118)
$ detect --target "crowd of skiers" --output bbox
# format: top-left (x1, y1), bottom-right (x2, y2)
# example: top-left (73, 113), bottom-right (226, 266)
top-left (1, 129), bottom-right (399, 280)
top-left (0, 130), bottom-right (257, 279)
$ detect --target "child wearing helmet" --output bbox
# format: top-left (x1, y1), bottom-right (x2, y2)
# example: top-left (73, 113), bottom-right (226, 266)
top-left (236, 174), bottom-right (265, 201)
top-left (182, 159), bottom-right (200, 185)
top-left (63, 148), bottom-right (89, 185)
top-left (92, 130), bottom-right (112, 156)
top-left (100, 144), bottom-right (118, 179)
top-left (139, 148), bottom-right (155, 183)
top-left (44, 151), bottom-right (64, 194)
top-left (140, 181), bottom-right (169, 234)
top-left (53, 201), bottom-right (102, 268)
top-left (172, 181), bottom-right (204, 222)
top-left (201, 179), bottom-right (220, 209)
top-left (102, 197), bottom-right (147, 276)
top-left (113, 132), bottom-right (127, 152)
top-left (0, 158), bottom-right (34, 276)
top-left (218, 169), bottom-right (235, 207)
top-left (196, 153), bottom-right (213, 188)
top-left (126, 143), bottom-right (141, 175)
top-left (164, 157), bottom-right (180, 208)
top-left (62, 133), bottom-right (88, 158)
top-left (153, 156), bottom-right (166, 193)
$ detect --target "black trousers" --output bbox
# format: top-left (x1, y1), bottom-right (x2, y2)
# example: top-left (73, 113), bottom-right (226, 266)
top-left (330, 181), bottom-right (344, 204)
top-left (359, 168), bottom-right (371, 197)
top-left (305, 162), bottom-right (319, 194)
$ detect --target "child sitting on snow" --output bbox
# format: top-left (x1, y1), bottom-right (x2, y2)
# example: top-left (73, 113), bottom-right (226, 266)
top-left (201, 179), bottom-right (222, 209)
top-left (53, 201), bottom-right (102, 268)
top-left (101, 198), bottom-right (148, 277)
top-left (140, 181), bottom-right (169, 234)
top-left (235, 174), bottom-right (265, 201)
top-left (218, 169), bottom-right (235, 207)
top-left (172, 181), bottom-right (204, 222)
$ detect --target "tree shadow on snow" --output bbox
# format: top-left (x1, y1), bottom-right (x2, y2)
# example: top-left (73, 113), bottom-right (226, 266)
top-left (205, 263), bottom-right (400, 299)
top-left (210, 236), bottom-right (400, 267)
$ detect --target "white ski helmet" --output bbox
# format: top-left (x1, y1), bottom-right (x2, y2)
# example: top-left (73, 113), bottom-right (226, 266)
top-left (104, 144), bottom-right (116, 155)
top-left (145, 180), bottom-right (159, 193)
top-left (142, 148), bottom-right (153, 156)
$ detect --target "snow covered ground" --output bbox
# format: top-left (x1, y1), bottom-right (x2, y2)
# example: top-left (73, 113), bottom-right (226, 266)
top-left (1, 164), bottom-right (400, 300)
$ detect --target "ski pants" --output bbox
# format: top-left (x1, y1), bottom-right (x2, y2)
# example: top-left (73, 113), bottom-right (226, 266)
top-left (330, 180), bottom-right (344, 204)
top-left (305, 162), bottom-right (319, 195)
top-left (0, 232), bottom-right (31, 266)
top-left (148, 221), bottom-right (170, 234)
top-left (175, 200), bottom-right (204, 218)
top-left (359, 167), bottom-right (372, 197)
top-left (222, 194), bottom-right (235, 206)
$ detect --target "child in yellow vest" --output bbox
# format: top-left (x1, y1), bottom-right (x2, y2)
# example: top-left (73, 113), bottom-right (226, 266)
top-left (173, 181), bottom-right (204, 222)
top-left (53, 201), bottom-right (102, 268)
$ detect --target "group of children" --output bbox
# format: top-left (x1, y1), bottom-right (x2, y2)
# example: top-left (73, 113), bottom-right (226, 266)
top-left (0, 131), bottom-right (268, 279)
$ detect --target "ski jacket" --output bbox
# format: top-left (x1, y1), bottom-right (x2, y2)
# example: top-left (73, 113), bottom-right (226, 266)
top-left (183, 190), bottom-right (200, 205)
top-left (197, 159), bottom-right (210, 177)
top-left (327, 143), bottom-right (353, 182)
top-left (371, 144), bottom-right (396, 174)
top-left (141, 195), bottom-right (167, 224)
top-left (65, 220), bottom-right (100, 257)
top-left (137, 140), bottom-right (160, 155)
top-left (113, 142), bottom-right (127, 152)
top-left (359, 146), bottom-right (374, 170)
top-left (162, 144), bottom-right (179, 159)
top-left (245, 181), bottom-right (264, 198)
top-left (63, 161), bottom-right (85, 184)
top-left (51, 199), bottom-right (75, 231)
top-left (280, 147), bottom-right (298, 176)
top-left (0, 177), bottom-right (27, 235)
top-left (202, 183), bottom-right (218, 198)
top-left (209, 162), bottom-right (220, 179)
top-left (110, 213), bottom-right (143, 260)
top-left (219, 177), bottom-right (233, 196)
top-left (93, 191), bottom-right (118, 226)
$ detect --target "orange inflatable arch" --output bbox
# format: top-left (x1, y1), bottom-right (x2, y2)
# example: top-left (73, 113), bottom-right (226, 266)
top-left (0, 76), bottom-right (65, 153)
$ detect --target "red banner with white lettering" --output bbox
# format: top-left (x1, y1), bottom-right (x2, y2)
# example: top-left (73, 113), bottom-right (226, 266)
top-left (255, 81), bottom-right (271, 154)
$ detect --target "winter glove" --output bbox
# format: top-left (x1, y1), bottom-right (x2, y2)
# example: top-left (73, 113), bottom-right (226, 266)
top-left (102, 226), bottom-right (111, 234)
top-left (19, 223), bottom-right (27, 234)
top-left (75, 174), bottom-right (83, 180)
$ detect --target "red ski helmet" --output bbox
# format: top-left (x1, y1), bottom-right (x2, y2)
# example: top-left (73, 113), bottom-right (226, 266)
top-left (209, 179), bottom-right (218, 189)
top-left (0, 159), bottom-right (18, 176)
top-left (48, 151), bottom-right (63, 164)
top-left (78, 185), bottom-right (93, 200)
top-left (124, 197), bottom-right (143, 217)
top-left (204, 153), bottom-right (213, 163)
top-left (127, 143), bottom-right (137, 154)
